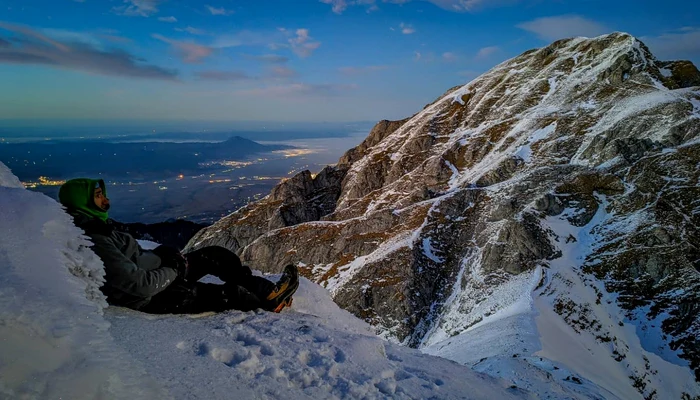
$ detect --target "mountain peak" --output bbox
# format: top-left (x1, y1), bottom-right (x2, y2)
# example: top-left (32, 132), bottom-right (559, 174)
top-left (186, 33), bottom-right (700, 397)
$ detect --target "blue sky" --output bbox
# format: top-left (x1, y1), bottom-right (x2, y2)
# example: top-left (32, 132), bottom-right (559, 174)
top-left (1, 0), bottom-right (699, 123)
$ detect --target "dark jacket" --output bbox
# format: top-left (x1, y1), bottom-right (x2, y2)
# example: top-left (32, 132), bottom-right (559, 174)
top-left (76, 214), bottom-right (179, 309)
top-left (58, 178), bottom-right (178, 309)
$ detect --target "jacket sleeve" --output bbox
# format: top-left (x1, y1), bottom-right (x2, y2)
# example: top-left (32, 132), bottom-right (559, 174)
top-left (90, 234), bottom-right (179, 298)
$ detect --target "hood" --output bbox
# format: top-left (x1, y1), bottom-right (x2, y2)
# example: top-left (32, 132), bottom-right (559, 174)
top-left (58, 178), bottom-right (109, 222)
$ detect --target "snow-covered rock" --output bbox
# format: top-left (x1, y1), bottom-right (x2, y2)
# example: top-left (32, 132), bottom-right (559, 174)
top-left (186, 32), bottom-right (700, 398)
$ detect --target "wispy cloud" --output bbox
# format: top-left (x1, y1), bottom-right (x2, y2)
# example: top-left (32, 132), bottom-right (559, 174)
top-left (195, 70), bottom-right (253, 81)
top-left (320, 0), bottom-right (350, 14)
top-left (99, 34), bottom-right (133, 44)
top-left (237, 83), bottom-right (356, 97)
top-left (206, 5), bottom-right (234, 16)
top-left (287, 28), bottom-right (321, 58)
top-left (113, 0), bottom-right (161, 17)
top-left (442, 51), bottom-right (458, 62)
top-left (321, 0), bottom-right (516, 14)
top-left (413, 51), bottom-right (436, 62)
top-left (339, 65), bottom-right (390, 75)
top-left (176, 26), bottom-right (207, 35)
top-left (517, 15), bottom-right (609, 41)
top-left (41, 28), bottom-right (102, 48)
top-left (641, 27), bottom-right (700, 61)
top-left (399, 23), bottom-right (415, 34)
top-left (268, 66), bottom-right (298, 79)
top-left (211, 30), bottom-right (272, 48)
top-left (243, 53), bottom-right (289, 63)
top-left (475, 46), bottom-right (499, 60)
top-left (152, 33), bottom-right (213, 63)
top-left (426, 0), bottom-right (503, 12)
top-left (158, 16), bottom-right (177, 23)
top-left (0, 21), bottom-right (177, 80)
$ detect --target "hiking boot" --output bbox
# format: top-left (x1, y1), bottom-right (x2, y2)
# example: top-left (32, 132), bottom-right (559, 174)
top-left (266, 264), bottom-right (299, 313)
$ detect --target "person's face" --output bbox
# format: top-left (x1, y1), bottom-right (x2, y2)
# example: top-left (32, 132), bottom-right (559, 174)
top-left (93, 187), bottom-right (110, 211)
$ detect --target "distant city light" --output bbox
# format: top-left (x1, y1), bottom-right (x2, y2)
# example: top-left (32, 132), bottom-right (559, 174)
top-left (272, 149), bottom-right (317, 158)
top-left (22, 176), bottom-right (65, 188)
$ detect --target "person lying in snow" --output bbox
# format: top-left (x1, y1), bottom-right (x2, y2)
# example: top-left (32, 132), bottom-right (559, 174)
top-left (58, 178), bottom-right (298, 314)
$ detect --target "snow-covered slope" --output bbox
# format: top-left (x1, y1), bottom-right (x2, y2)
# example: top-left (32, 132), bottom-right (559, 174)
top-left (0, 162), bottom-right (523, 399)
top-left (106, 277), bottom-right (525, 399)
top-left (0, 163), bottom-right (165, 399)
top-left (186, 32), bottom-right (700, 398)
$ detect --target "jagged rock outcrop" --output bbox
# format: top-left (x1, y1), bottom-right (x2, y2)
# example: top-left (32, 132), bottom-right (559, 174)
top-left (186, 32), bottom-right (700, 392)
top-left (186, 164), bottom-right (349, 253)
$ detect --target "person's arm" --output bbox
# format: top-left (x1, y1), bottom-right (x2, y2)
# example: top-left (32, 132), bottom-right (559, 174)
top-left (90, 235), bottom-right (179, 298)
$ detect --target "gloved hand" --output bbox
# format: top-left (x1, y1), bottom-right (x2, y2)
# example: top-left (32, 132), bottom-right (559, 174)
top-left (152, 245), bottom-right (181, 259)
top-left (153, 245), bottom-right (188, 278)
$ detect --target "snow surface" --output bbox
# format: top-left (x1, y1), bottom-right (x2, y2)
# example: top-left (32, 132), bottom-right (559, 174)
top-left (420, 196), bottom-right (700, 399)
top-left (0, 162), bottom-right (524, 400)
top-left (659, 67), bottom-right (673, 78)
top-left (106, 277), bottom-right (523, 399)
top-left (0, 176), bottom-right (165, 399)
top-left (513, 123), bottom-right (557, 163)
top-left (534, 198), bottom-right (699, 399)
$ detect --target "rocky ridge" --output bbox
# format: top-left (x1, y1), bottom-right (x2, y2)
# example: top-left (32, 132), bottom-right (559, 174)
top-left (186, 33), bottom-right (700, 396)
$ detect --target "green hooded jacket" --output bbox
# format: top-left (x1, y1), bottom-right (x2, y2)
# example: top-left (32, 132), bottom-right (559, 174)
top-left (58, 178), bottom-right (109, 222)
top-left (58, 178), bottom-right (178, 309)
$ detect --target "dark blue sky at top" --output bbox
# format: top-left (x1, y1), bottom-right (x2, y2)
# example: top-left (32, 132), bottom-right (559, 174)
top-left (1, 0), bottom-right (698, 123)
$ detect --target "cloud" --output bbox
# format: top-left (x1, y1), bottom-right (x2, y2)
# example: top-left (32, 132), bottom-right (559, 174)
top-left (98, 34), bottom-right (133, 44)
top-left (113, 0), bottom-right (161, 17)
top-left (206, 5), bottom-right (234, 16)
top-left (414, 51), bottom-right (421, 61)
top-left (399, 23), bottom-right (415, 34)
top-left (176, 26), bottom-right (207, 35)
top-left (288, 28), bottom-right (320, 58)
top-left (243, 53), bottom-right (289, 63)
top-left (475, 46), bottom-right (499, 60)
top-left (517, 15), bottom-right (609, 41)
top-left (41, 28), bottom-right (103, 48)
top-left (426, 0), bottom-right (497, 12)
top-left (195, 70), bottom-right (253, 81)
top-left (211, 30), bottom-right (271, 48)
top-left (237, 83), bottom-right (356, 97)
top-left (641, 27), bottom-right (700, 62)
top-left (0, 22), bottom-right (177, 80)
top-left (320, 0), bottom-right (515, 14)
top-left (152, 33), bottom-right (213, 63)
top-left (339, 65), bottom-right (389, 75)
top-left (158, 16), bottom-right (177, 23)
top-left (442, 51), bottom-right (458, 62)
top-left (268, 66), bottom-right (298, 78)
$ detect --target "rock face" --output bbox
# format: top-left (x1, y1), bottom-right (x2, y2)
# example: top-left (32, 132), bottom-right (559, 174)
top-left (186, 33), bottom-right (700, 390)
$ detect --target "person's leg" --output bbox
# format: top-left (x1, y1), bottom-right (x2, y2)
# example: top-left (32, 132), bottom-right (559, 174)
top-left (185, 283), bottom-right (267, 313)
top-left (183, 245), bottom-right (277, 300)
top-left (140, 279), bottom-right (268, 314)
top-left (183, 246), bottom-right (251, 283)
top-left (139, 280), bottom-right (198, 314)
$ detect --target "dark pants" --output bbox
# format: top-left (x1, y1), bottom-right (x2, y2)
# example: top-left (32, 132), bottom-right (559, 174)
top-left (141, 246), bottom-right (276, 314)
